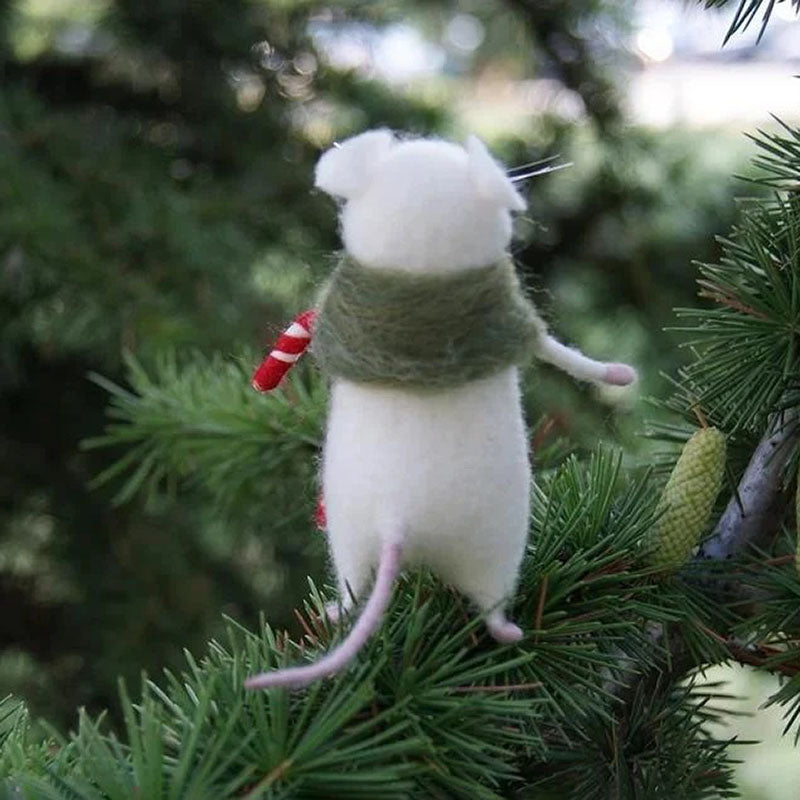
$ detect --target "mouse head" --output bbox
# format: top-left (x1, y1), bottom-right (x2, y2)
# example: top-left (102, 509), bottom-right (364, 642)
top-left (315, 130), bottom-right (526, 274)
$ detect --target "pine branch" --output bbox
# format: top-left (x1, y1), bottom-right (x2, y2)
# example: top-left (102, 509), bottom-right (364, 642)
top-left (670, 200), bottom-right (800, 434)
top-left (700, 410), bottom-right (799, 560)
top-left (612, 118), bottom-right (800, 745)
top-left (629, 410), bottom-right (800, 742)
top-left (702, 0), bottom-right (800, 44)
top-left (84, 351), bottom-right (324, 509)
top-left (7, 450), bottom-right (740, 798)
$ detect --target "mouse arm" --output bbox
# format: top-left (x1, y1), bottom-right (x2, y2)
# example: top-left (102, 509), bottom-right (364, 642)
top-left (534, 333), bottom-right (637, 386)
top-left (252, 309), bottom-right (317, 392)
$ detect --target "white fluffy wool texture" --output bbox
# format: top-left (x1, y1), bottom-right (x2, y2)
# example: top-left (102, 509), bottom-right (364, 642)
top-left (318, 133), bottom-right (526, 274)
top-left (316, 131), bottom-right (531, 640)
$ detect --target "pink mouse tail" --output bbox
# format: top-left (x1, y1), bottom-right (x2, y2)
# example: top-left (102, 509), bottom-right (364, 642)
top-left (244, 539), bottom-right (403, 690)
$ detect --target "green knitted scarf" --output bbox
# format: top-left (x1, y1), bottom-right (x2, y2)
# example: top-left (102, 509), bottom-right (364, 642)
top-left (312, 256), bottom-right (543, 389)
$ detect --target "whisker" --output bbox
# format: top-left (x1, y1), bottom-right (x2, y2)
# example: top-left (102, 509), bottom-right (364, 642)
top-left (507, 154), bottom-right (561, 175)
top-left (510, 162), bottom-right (573, 182)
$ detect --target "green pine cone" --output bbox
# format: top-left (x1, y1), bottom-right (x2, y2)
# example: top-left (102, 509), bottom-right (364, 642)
top-left (647, 427), bottom-right (726, 572)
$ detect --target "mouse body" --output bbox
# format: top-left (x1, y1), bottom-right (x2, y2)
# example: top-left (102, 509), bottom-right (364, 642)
top-left (324, 365), bottom-right (530, 642)
top-left (246, 131), bottom-right (636, 689)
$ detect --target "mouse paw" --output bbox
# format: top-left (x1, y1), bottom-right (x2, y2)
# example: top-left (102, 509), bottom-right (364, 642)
top-left (325, 602), bottom-right (344, 623)
top-left (486, 616), bottom-right (524, 644)
top-left (603, 363), bottom-right (637, 386)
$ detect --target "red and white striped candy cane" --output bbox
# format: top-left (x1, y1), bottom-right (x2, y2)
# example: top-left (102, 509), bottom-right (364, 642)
top-left (252, 309), bottom-right (316, 392)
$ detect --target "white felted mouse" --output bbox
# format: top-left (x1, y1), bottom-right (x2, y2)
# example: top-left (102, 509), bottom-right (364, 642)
top-left (246, 130), bottom-right (637, 690)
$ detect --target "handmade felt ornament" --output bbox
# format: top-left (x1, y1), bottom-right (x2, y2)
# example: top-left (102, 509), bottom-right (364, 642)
top-left (246, 130), bottom-right (637, 690)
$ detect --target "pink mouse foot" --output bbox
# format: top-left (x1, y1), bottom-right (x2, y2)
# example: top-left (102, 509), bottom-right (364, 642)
top-left (325, 602), bottom-right (344, 623)
top-left (603, 363), bottom-right (637, 386)
top-left (486, 614), bottom-right (524, 644)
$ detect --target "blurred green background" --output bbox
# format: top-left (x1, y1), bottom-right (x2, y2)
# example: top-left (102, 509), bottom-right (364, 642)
top-left (1, 0), bottom-right (798, 795)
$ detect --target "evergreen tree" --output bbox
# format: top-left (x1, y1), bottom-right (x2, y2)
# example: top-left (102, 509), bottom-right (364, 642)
top-left (3, 0), bottom-right (800, 797)
top-left (6, 0), bottom-right (737, 729)
top-left (0, 0), bottom-right (443, 726)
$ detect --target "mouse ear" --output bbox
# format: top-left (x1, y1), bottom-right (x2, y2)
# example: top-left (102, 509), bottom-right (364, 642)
top-left (314, 129), bottom-right (396, 200)
top-left (465, 135), bottom-right (526, 212)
